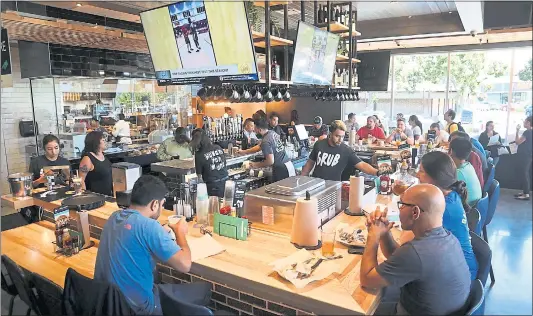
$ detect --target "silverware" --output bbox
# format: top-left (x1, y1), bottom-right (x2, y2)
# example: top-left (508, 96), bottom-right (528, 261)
top-left (298, 258), bottom-right (324, 279)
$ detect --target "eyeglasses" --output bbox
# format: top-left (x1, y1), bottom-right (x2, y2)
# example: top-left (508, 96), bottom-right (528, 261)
top-left (397, 201), bottom-right (425, 212)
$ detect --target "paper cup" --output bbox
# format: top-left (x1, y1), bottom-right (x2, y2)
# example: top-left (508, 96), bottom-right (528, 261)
top-left (168, 215), bottom-right (183, 225)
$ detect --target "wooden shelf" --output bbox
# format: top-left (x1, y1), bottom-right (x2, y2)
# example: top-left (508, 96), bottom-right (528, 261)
top-left (335, 55), bottom-right (361, 63)
top-left (258, 79), bottom-right (292, 85)
top-left (332, 85), bottom-right (361, 90)
top-left (321, 22), bottom-right (362, 37)
top-left (252, 31), bottom-right (293, 48)
top-left (253, 1), bottom-right (290, 7)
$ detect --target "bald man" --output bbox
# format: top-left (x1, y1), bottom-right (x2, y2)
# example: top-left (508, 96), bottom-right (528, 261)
top-left (360, 184), bottom-right (471, 315)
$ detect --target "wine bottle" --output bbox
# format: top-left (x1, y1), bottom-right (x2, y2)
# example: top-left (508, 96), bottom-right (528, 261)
top-left (324, 6), bottom-right (328, 23)
top-left (340, 8), bottom-right (345, 25)
top-left (335, 8), bottom-right (340, 23)
top-left (271, 55), bottom-right (280, 81)
top-left (318, 5), bottom-right (323, 23)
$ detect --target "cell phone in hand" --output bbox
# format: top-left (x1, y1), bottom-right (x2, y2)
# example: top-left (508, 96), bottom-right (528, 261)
top-left (348, 247), bottom-right (365, 255)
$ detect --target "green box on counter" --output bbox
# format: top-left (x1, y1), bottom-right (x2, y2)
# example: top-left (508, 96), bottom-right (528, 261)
top-left (214, 213), bottom-right (248, 241)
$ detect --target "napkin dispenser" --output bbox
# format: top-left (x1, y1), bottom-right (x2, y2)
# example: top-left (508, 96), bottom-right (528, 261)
top-left (290, 191), bottom-right (321, 250)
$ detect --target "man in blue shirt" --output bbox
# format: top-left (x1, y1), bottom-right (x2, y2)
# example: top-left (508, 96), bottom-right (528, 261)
top-left (95, 175), bottom-right (211, 315)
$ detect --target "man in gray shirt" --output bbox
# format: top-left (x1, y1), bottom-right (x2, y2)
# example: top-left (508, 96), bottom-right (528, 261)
top-left (360, 184), bottom-right (471, 315)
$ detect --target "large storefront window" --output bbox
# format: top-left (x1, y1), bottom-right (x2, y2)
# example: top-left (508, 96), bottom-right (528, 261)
top-left (508, 48), bottom-right (532, 140)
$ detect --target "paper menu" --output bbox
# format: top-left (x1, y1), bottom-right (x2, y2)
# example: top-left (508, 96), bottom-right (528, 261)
top-left (487, 134), bottom-right (501, 146)
top-left (188, 235), bottom-right (226, 262)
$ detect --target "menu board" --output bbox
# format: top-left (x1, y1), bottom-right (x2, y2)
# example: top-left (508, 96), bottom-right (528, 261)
top-left (140, 1), bottom-right (258, 85)
top-left (291, 21), bottom-right (339, 86)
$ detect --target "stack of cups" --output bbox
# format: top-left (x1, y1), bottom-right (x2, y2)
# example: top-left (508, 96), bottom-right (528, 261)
top-left (196, 183), bottom-right (209, 225)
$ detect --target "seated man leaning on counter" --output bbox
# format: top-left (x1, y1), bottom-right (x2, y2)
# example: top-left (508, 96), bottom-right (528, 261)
top-left (361, 184), bottom-right (471, 315)
top-left (301, 120), bottom-right (381, 181)
top-left (95, 175), bottom-right (212, 315)
top-left (157, 127), bottom-right (193, 161)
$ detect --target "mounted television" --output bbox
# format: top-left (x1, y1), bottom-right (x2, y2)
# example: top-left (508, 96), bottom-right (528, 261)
top-left (356, 51), bottom-right (391, 91)
top-left (291, 21), bottom-right (340, 86)
top-left (140, 1), bottom-right (258, 85)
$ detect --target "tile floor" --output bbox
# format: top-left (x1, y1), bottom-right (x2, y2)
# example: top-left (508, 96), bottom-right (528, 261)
top-left (1, 189), bottom-right (532, 315)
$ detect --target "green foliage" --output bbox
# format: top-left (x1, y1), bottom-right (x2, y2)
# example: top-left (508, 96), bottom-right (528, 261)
top-left (518, 58), bottom-right (532, 82)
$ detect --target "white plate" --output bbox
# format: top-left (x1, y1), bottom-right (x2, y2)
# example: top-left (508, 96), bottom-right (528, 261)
top-left (336, 224), bottom-right (367, 247)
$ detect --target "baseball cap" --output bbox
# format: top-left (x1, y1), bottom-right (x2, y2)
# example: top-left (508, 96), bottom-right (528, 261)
top-left (314, 116), bottom-right (323, 124)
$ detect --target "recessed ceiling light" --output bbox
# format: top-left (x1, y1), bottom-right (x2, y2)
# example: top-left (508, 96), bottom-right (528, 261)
top-left (448, 11), bottom-right (452, 14)
top-left (76, 3), bottom-right (82, 7)
top-left (390, 1), bottom-right (398, 3)
top-left (408, 15), bottom-right (412, 19)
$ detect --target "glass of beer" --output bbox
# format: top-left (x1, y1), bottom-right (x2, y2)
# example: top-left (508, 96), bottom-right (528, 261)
top-left (321, 230), bottom-right (336, 257)
top-left (392, 179), bottom-right (411, 196)
top-left (71, 176), bottom-right (83, 195)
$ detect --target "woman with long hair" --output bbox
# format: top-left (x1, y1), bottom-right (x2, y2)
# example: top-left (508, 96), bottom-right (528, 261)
top-left (189, 129), bottom-right (228, 197)
top-left (478, 121), bottom-right (503, 166)
top-left (415, 151), bottom-right (478, 280)
top-left (514, 116), bottom-right (533, 200)
top-left (408, 115), bottom-right (423, 141)
top-left (79, 131), bottom-right (113, 196)
top-left (373, 114), bottom-right (387, 136)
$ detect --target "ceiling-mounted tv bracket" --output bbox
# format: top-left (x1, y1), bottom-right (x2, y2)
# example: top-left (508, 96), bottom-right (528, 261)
top-left (202, 77), bottom-right (223, 87)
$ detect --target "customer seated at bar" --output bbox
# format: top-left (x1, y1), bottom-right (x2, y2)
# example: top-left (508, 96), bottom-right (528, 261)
top-left (357, 116), bottom-right (386, 140)
top-left (449, 138), bottom-right (482, 206)
top-left (301, 120), bottom-right (379, 181)
top-left (268, 112), bottom-right (286, 138)
top-left (408, 115), bottom-right (423, 141)
top-left (444, 109), bottom-right (461, 134)
top-left (190, 129), bottom-right (228, 197)
top-left (373, 115), bottom-right (387, 136)
top-left (95, 175), bottom-right (211, 315)
top-left (478, 120), bottom-right (503, 166)
top-left (450, 131), bottom-right (486, 188)
top-left (29, 134), bottom-right (70, 188)
top-left (427, 122), bottom-right (449, 147)
top-left (157, 127), bottom-right (193, 161)
top-left (412, 151), bottom-right (478, 280)
top-left (344, 113), bottom-right (359, 132)
top-left (79, 131), bottom-right (113, 196)
top-left (385, 117), bottom-right (414, 145)
top-left (245, 118), bottom-right (291, 182)
top-left (361, 184), bottom-right (471, 315)
top-left (308, 116), bottom-right (329, 140)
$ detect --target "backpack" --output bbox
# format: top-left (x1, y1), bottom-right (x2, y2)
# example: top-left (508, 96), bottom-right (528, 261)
top-left (448, 122), bottom-right (465, 133)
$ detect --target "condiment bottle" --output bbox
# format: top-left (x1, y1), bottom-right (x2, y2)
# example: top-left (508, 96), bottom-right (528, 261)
top-left (62, 229), bottom-right (72, 256)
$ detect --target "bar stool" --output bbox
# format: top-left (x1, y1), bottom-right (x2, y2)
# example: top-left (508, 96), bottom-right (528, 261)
top-left (159, 286), bottom-right (235, 316)
top-left (1, 255), bottom-right (42, 316)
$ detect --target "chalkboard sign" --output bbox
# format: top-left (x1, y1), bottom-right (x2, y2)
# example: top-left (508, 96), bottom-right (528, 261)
top-left (1, 28), bottom-right (12, 88)
top-left (356, 51), bottom-right (391, 91)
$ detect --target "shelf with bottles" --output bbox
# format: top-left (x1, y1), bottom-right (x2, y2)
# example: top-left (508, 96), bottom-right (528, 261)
top-left (321, 22), bottom-right (361, 37)
top-left (332, 85), bottom-right (360, 90)
top-left (335, 55), bottom-right (361, 63)
top-left (251, 31), bottom-right (293, 48)
top-left (316, 4), bottom-right (360, 35)
top-left (258, 79), bottom-right (292, 85)
top-left (253, 1), bottom-right (291, 7)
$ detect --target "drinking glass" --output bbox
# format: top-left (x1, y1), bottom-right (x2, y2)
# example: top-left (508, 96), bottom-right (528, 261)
top-left (72, 176), bottom-right (82, 195)
top-left (321, 230), bottom-right (336, 257)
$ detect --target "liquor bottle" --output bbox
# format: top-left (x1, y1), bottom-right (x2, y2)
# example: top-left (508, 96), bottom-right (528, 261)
top-left (318, 5), bottom-right (323, 23)
top-left (271, 56), bottom-right (280, 81)
top-left (335, 7), bottom-right (340, 23)
top-left (344, 10), bottom-right (350, 27)
top-left (324, 6), bottom-right (328, 23)
top-left (340, 8), bottom-right (345, 25)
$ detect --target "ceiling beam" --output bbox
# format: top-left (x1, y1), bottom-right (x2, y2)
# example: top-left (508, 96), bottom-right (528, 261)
top-left (357, 12), bottom-right (463, 40)
top-left (454, 1), bottom-right (483, 34)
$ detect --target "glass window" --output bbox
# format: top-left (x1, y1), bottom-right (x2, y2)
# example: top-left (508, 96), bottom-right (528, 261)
top-left (509, 47), bottom-right (532, 140)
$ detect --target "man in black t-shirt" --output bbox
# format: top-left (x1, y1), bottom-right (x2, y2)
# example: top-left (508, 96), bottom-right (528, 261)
top-left (302, 120), bottom-right (379, 181)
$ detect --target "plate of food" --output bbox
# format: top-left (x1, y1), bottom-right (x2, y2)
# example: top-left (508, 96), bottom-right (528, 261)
top-left (336, 223), bottom-right (367, 247)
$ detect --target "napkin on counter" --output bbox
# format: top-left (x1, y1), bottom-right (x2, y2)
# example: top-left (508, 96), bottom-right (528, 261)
top-left (188, 235), bottom-right (226, 262)
top-left (270, 249), bottom-right (338, 289)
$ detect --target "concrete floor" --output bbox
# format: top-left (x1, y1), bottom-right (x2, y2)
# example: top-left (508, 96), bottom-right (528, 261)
top-left (1, 189), bottom-right (532, 315)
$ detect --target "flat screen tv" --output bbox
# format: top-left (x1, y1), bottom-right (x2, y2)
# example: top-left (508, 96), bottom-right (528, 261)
top-left (291, 21), bottom-right (340, 86)
top-left (356, 51), bottom-right (391, 91)
top-left (140, 1), bottom-right (258, 85)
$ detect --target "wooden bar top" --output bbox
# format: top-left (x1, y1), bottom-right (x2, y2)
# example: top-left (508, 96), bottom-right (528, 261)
top-left (1, 191), bottom-right (398, 315)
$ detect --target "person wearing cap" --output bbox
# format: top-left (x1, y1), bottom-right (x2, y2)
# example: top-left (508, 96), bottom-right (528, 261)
top-left (308, 116), bottom-right (329, 140)
top-left (357, 116), bottom-right (386, 141)
top-left (302, 120), bottom-right (380, 181)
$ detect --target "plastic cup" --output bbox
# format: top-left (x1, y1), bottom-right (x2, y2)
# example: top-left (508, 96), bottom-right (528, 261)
top-left (168, 215), bottom-right (183, 225)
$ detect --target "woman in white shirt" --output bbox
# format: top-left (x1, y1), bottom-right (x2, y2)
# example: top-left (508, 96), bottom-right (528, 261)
top-left (408, 115), bottom-right (423, 141)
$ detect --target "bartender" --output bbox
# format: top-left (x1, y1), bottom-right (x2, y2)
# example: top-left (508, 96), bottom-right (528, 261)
top-left (308, 116), bottom-right (329, 140)
top-left (157, 127), bottom-right (193, 161)
top-left (190, 129), bottom-right (228, 197)
top-left (112, 114), bottom-right (132, 144)
top-left (301, 120), bottom-right (380, 181)
top-left (245, 118), bottom-right (291, 182)
top-left (268, 113), bottom-right (286, 138)
top-left (29, 134), bottom-right (70, 188)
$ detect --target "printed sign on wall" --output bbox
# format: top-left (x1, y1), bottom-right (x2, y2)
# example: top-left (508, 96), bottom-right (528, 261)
top-left (1, 28), bottom-right (13, 88)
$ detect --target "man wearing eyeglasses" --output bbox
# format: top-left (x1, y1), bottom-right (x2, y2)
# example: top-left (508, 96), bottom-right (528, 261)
top-left (359, 184), bottom-right (471, 315)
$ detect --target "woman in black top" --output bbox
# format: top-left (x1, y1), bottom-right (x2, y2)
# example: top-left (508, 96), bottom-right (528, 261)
top-left (478, 121), bottom-right (503, 166)
top-left (514, 116), bottom-right (533, 200)
top-left (79, 131), bottom-right (113, 196)
top-left (29, 134), bottom-right (71, 188)
top-left (190, 129), bottom-right (228, 197)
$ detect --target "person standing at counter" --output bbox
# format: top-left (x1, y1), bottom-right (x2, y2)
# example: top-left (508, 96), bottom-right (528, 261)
top-left (190, 129), bottom-right (228, 197)
top-left (301, 120), bottom-right (379, 181)
top-left (357, 116), bottom-right (386, 140)
top-left (385, 118), bottom-right (414, 145)
top-left (112, 114), bottom-right (131, 144)
top-left (514, 116), bottom-right (532, 201)
top-left (157, 127), bottom-right (193, 161)
top-left (95, 175), bottom-right (212, 315)
top-left (249, 118), bottom-right (291, 182)
top-left (361, 184), bottom-right (470, 315)
top-left (29, 134), bottom-right (70, 188)
top-left (268, 113), bottom-right (286, 138)
top-left (308, 116), bottom-right (329, 140)
top-left (79, 131), bottom-right (113, 196)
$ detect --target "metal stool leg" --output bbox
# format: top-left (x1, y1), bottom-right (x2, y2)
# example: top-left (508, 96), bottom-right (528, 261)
top-left (482, 226), bottom-right (489, 243)
top-left (489, 265), bottom-right (495, 284)
top-left (8, 295), bottom-right (15, 316)
top-left (25, 307), bottom-right (31, 316)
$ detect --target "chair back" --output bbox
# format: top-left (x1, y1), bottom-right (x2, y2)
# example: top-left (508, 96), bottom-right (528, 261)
top-left (483, 163), bottom-right (495, 193)
top-left (1, 261), bottom-right (18, 296)
top-left (467, 208), bottom-right (481, 232)
top-left (1, 255), bottom-right (41, 314)
top-left (474, 193), bottom-right (489, 235)
top-left (466, 279), bottom-right (485, 315)
top-left (469, 231), bottom-right (492, 286)
top-left (159, 286), bottom-right (214, 316)
top-left (32, 272), bottom-right (63, 316)
top-left (485, 179), bottom-right (500, 227)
